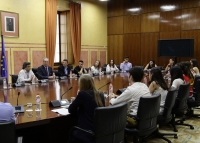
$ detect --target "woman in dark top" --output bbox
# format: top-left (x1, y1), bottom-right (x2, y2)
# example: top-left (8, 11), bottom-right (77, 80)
top-left (68, 74), bottom-right (105, 143)
top-left (144, 59), bottom-right (157, 70)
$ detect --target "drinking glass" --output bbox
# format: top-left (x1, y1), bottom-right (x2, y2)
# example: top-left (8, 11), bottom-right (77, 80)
top-left (26, 103), bottom-right (33, 118)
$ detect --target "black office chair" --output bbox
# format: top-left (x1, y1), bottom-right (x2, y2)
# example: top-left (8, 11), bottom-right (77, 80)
top-left (32, 68), bottom-right (38, 78)
top-left (0, 77), bottom-right (4, 85)
top-left (157, 66), bottom-right (163, 70)
top-left (10, 74), bottom-right (18, 83)
top-left (125, 94), bottom-right (161, 143)
top-left (68, 102), bottom-right (127, 143)
top-left (0, 121), bottom-right (16, 143)
top-left (53, 70), bottom-right (59, 76)
top-left (193, 75), bottom-right (200, 92)
top-left (153, 88), bottom-right (178, 143)
top-left (187, 79), bottom-right (200, 118)
top-left (171, 83), bottom-right (194, 132)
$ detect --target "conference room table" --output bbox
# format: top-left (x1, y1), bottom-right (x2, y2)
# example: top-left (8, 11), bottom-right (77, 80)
top-left (0, 72), bottom-right (130, 143)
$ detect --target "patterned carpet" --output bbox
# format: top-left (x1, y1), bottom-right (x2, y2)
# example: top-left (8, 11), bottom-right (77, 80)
top-left (148, 109), bottom-right (200, 143)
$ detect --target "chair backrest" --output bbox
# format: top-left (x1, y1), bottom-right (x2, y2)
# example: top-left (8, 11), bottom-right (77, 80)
top-left (162, 88), bottom-right (177, 121)
top-left (194, 79), bottom-right (200, 101)
top-left (0, 121), bottom-right (15, 143)
top-left (94, 102), bottom-right (127, 143)
top-left (136, 94), bottom-right (161, 136)
top-left (0, 77), bottom-right (4, 85)
top-left (32, 68), bottom-right (38, 74)
top-left (173, 83), bottom-right (190, 111)
top-left (194, 75), bottom-right (200, 89)
top-left (10, 74), bottom-right (18, 83)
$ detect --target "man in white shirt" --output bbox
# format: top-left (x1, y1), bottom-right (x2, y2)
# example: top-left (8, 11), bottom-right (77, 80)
top-left (109, 66), bottom-right (150, 116)
top-left (120, 56), bottom-right (132, 71)
top-left (17, 62), bottom-right (35, 83)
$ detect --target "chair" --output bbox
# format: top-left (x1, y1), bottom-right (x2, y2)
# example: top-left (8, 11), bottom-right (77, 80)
top-left (171, 83), bottom-right (194, 132)
top-left (10, 74), bottom-right (18, 83)
top-left (53, 70), bottom-right (59, 76)
top-left (32, 68), bottom-right (38, 78)
top-left (68, 102), bottom-right (127, 143)
top-left (157, 66), bottom-right (163, 70)
top-left (187, 79), bottom-right (200, 118)
top-left (153, 88), bottom-right (178, 143)
top-left (0, 121), bottom-right (16, 143)
top-left (125, 94), bottom-right (161, 143)
top-left (193, 75), bottom-right (200, 91)
top-left (0, 77), bottom-right (4, 85)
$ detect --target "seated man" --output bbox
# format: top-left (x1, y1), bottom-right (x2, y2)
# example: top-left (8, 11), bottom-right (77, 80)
top-left (0, 101), bottom-right (15, 122)
top-left (58, 59), bottom-right (71, 76)
top-left (17, 62), bottom-right (36, 83)
top-left (109, 66), bottom-right (150, 126)
top-left (120, 56), bottom-right (132, 71)
top-left (37, 58), bottom-right (53, 79)
top-left (73, 60), bottom-right (87, 75)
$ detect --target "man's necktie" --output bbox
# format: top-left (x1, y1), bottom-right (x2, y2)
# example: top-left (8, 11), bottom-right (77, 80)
top-left (46, 67), bottom-right (49, 76)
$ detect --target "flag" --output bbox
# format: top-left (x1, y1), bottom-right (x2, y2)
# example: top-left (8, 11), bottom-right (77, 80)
top-left (1, 35), bottom-right (8, 82)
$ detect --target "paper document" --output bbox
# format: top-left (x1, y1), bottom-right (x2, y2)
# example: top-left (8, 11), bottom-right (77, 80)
top-left (51, 108), bottom-right (70, 115)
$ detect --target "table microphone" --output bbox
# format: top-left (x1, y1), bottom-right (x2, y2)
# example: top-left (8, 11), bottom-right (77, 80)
top-left (49, 87), bottom-right (72, 107)
top-left (116, 82), bottom-right (128, 94)
top-left (98, 82), bottom-right (110, 90)
top-left (60, 87), bottom-right (72, 106)
top-left (13, 92), bottom-right (24, 113)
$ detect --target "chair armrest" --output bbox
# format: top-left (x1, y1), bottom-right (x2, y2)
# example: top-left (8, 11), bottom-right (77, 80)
top-left (73, 126), bottom-right (95, 136)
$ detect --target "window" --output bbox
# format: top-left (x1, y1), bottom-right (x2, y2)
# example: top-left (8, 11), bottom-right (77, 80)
top-left (54, 12), bottom-right (68, 64)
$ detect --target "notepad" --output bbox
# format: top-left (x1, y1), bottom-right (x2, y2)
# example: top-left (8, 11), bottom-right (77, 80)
top-left (51, 108), bottom-right (70, 115)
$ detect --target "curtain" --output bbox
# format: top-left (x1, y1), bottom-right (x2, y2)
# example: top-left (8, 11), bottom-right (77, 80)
top-left (70, 2), bottom-right (81, 65)
top-left (46, 0), bottom-right (57, 68)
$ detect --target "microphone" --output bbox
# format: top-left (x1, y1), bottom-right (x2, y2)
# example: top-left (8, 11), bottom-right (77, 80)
top-left (98, 82), bottom-right (110, 90)
top-left (13, 92), bottom-right (24, 113)
top-left (49, 87), bottom-right (72, 107)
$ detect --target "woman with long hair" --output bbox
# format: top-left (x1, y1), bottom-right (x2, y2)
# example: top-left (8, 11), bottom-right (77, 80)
top-left (144, 59), bottom-right (157, 70)
top-left (106, 59), bottom-right (119, 72)
top-left (170, 66), bottom-right (184, 90)
top-left (190, 59), bottom-right (200, 76)
top-left (149, 67), bottom-right (168, 114)
top-left (91, 60), bottom-right (102, 74)
top-left (68, 75), bottom-right (105, 143)
top-left (165, 58), bottom-right (176, 71)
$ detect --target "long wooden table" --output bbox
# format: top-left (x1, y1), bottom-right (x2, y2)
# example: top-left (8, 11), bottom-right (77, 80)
top-left (0, 73), bottom-right (129, 143)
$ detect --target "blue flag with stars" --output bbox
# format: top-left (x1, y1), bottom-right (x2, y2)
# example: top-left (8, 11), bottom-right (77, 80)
top-left (1, 35), bottom-right (8, 82)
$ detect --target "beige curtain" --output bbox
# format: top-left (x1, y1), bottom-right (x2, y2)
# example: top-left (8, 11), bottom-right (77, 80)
top-left (70, 2), bottom-right (81, 65)
top-left (46, 0), bottom-right (57, 67)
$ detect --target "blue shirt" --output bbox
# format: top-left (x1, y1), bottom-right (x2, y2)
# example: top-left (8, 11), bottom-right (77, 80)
top-left (0, 102), bottom-right (15, 122)
top-left (120, 62), bottom-right (132, 71)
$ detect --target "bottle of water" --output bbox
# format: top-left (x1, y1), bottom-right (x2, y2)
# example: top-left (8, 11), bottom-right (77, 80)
top-left (35, 93), bottom-right (41, 111)
top-left (89, 69), bottom-right (92, 76)
top-left (3, 78), bottom-right (7, 89)
top-left (32, 75), bottom-right (35, 84)
top-left (109, 82), bottom-right (113, 95)
top-left (70, 70), bottom-right (72, 78)
top-left (53, 72), bottom-right (56, 79)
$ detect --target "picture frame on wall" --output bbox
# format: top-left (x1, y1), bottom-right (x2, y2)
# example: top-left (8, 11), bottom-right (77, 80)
top-left (0, 11), bottom-right (19, 37)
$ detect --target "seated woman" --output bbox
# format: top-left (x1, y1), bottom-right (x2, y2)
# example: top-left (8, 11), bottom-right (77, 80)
top-left (170, 66), bottom-right (184, 90)
top-left (90, 60), bottom-right (102, 74)
top-left (68, 75), bottom-right (105, 143)
top-left (149, 67), bottom-right (168, 114)
top-left (106, 59), bottom-right (119, 72)
top-left (190, 59), bottom-right (200, 76)
top-left (144, 60), bottom-right (157, 70)
top-left (165, 58), bottom-right (176, 71)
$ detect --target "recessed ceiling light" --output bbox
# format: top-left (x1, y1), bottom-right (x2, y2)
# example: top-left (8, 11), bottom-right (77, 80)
top-left (160, 5), bottom-right (176, 11)
top-left (127, 8), bottom-right (141, 12)
top-left (99, 0), bottom-right (109, 1)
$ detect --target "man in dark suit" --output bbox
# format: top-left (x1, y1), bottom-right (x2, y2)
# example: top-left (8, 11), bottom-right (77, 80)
top-left (37, 58), bottom-right (53, 79)
top-left (58, 59), bottom-right (71, 76)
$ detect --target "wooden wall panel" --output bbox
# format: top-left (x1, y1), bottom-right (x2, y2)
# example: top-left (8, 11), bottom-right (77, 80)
top-left (80, 50), bottom-right (89, 68)
top-left (141, 33), bottom-right (159, 66)
top-left (182, 0), bottom-right (200, 8)
top-left (30, 48), bottom-right (46, 68)
top-left (181, 30), bottom-right (200, 63)
top-left (182, 8), bottom-right (200, 30)
top-left (99, 50), bottom-right (107, 66)
top-left (124, 15), bottom-right (141, 33)
top-left (141, 0), bottom-right (160, 13)
top-left (90, 50), bottom-right (98, 66)
top-left (108, 0), bottom-right (123, 17)
top-left (123, 34), bottom-right (141, 66)
top-left (160, 0), bottom-right (182, 11)
top-left (141, 12), bottom-right (160, 33)
top-left (160, 10), bottom-right (181, 32)
top-left (108, 16), bottom-right (123, 35)
top-left (108, 35), bottom-right (123, 65)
